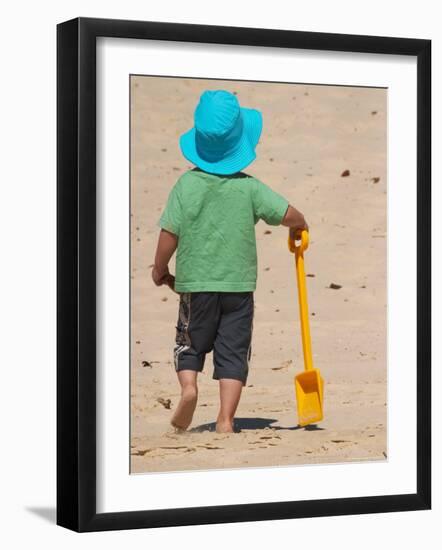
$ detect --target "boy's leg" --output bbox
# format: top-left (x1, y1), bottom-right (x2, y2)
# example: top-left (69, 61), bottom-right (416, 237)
top-left (171, 369), bottom-right (198, 431)
top-left (216, 378), bottom-right (243, 433)
top-left (213, 292), bottom-right (254, 433)
top-left (172, 292), bottom-right (220, 431)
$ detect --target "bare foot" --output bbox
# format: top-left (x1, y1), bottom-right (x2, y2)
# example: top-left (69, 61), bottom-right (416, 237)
top-left (170, 386), bottom-right (198, 431)
top-left (170, 425), bottom-right (187, 434)
top-left (216, 419), bottom-right (235, 433)
top-left (216, 379), bottom-right (242, 433)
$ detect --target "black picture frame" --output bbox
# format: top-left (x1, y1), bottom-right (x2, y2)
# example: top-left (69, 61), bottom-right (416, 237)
top-left (57, 17), bottom-right (431, 532)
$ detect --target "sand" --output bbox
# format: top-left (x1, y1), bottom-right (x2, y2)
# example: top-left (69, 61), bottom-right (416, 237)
top-left (130, 76), bottom-right (387, 474)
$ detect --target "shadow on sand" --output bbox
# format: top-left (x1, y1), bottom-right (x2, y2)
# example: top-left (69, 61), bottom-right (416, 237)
top-left (190, 417), bottom-right (325, 433)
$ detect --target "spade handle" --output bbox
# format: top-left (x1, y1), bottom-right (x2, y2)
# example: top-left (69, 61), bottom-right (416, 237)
top-left (288, 229), bottom-right (314, 372)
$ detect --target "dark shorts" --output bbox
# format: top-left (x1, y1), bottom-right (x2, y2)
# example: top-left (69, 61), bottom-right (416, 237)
top-left (174, 292), bottom-right (254, 384)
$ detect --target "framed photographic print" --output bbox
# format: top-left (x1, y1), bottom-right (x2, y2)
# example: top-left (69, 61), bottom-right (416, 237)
top-left (57, 17), bottom-right (431, 532)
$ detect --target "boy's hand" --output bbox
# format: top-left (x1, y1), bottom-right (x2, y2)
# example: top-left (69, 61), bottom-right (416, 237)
top-left (289, 222), bottom-right (309, 242)
top-left (165, 274), bottom-right (176, 292)
top-left (152, 265), bottom-right (171, 286)
top-left (152, 229), bottom-right (178, 289)
top-left (282, 205), bottom-right (308, 239)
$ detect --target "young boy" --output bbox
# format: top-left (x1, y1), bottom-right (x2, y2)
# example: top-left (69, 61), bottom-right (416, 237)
top-left (152, 90), bottom-right (307, 433)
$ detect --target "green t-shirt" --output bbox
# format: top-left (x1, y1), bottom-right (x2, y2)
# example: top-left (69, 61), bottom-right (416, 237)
top-left (158, 169), bottom-right (289, 292)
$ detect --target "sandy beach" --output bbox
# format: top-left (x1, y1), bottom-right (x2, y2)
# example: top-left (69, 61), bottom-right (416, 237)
top-left (130, 76), bottom-right (387, 474)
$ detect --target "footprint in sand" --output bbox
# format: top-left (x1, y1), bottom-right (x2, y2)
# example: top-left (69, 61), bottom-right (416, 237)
top-left (159, 445), bottom-right (191, 450)
top-left (164, 432), bottom-right (179, 439)
top-left (271, 359), bottom-right (292, 371)
top-left (131, 448), bottom-right (151, 456)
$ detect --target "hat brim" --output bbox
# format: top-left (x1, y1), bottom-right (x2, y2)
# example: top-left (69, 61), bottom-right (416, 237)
top-left (179, 108), bottom-right (263, 176)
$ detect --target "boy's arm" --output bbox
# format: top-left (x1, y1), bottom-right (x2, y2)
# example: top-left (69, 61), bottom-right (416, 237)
top-left (281, 205), bottom-right (309, 240)
top-left (251, 179), bottom-right (308, 237)
top-left (152, 229), bottom-right (178, 288)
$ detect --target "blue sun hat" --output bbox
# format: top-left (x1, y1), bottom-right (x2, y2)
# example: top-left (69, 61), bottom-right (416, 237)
top-left (179, 90), bottom-right (263, 175)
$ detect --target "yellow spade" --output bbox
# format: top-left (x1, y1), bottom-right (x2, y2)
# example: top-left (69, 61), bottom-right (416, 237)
top-left (288, 230), bottom-right (324, 427)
